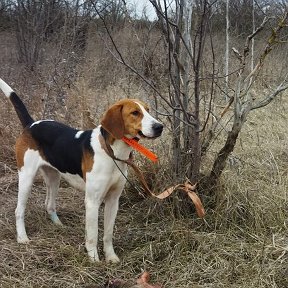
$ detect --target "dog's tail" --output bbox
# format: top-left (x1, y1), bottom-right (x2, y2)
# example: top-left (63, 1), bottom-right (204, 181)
top-left (0, 78), bottom-right (34, 128)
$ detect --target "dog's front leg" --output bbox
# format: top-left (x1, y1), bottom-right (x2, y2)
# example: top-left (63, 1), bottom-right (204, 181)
top-left (85, 183), bottom-right (103, 262)
top-left (103, 190), bottom-right (122, 263)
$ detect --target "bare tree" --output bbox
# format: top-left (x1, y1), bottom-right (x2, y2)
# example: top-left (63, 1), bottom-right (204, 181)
top-left (13, 0), bottom-right (90, 71)
top-left (0, 0), bottom-right (11, 29)
top-left (225, 0), bottom-right (229, 100)
top-left (148, 0), bottom-right (288, 190)
top-left (207, 11), bottom-right (288, 186)
top-left (148, 0), bottom-right (213, 183)
top-left (14, 0), bottom-right (47, 70)
top-left (86, 0), bottom-right (288, 193)
top-left (251, 0), bottom-right (255, 71)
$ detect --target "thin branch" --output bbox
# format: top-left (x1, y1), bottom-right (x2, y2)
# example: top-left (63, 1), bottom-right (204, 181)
top-left (153, 0), bottom-right (196, 126)
top-left (199, 21), bottom-right (216, 133)
top-left (231, 16), bottom-right (269, 68)
top-left (201, 113), bottom-right (234, 156)
top-left (244, 12), bottom-right (288, 83)
top-left (251, 82), bottom-right (288, 110)
top-left (243, 16), bottom-right (269, 59)
top-left (149, 0), bottom-right (194, 60)
top-left (89, 0), bottom-right (172, 108)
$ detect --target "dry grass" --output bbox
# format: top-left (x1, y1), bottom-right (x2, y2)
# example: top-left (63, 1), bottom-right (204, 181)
top-left (0, 98), bottom-right (287, 287)
top-left (0, 29), bottom-right (287, 287)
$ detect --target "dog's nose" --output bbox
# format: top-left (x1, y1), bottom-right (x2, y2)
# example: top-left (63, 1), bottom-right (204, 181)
top-left (152, 122), bottom-right (163, 136)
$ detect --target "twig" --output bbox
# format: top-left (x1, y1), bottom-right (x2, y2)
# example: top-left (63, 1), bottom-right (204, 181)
top-left (90, 0), bottom-right (172, 108)
top-left (251, 80), bottom-right (288, 110)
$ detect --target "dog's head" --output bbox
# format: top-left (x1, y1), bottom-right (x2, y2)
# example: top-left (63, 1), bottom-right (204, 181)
top-left (101, 99), bottom-right (163, 140)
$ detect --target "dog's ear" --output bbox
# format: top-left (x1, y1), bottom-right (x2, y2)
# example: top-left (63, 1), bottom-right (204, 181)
top-left (101, 103), bottom-right (125, 139)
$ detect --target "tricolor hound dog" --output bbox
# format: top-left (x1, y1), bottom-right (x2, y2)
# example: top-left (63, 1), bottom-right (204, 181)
top-left (0, 78), bottom-right (163, 262)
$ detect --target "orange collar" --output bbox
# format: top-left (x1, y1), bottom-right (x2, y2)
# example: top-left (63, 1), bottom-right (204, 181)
top-left (122, 136), bottom-right (158, 162)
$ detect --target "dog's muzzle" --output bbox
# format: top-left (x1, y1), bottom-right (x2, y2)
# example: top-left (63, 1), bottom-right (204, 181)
top-left (152, 122), bottom-right (164, 138)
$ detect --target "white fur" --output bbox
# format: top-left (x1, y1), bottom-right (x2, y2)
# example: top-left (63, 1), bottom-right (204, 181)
top-left (14, 102), bottom-right (161, 263)
top-left (30, 119), bottom-right (54, 127)
top-left (75, 130), bottom-right (84, 139)
top-left (15, 126), bottom-right (132, 263)
top-left (135, 101), bottom-right (161, 138)
top-left (84, 127), bottom-right (130, 261)
top-left (1, 77), bottom-right (163, 262)
top-left (16, 149), bottom-right (48, 243)
top-left (0, 78), bottom-right (14, 97)
top-left (61, 172), bottom-right (85, 191)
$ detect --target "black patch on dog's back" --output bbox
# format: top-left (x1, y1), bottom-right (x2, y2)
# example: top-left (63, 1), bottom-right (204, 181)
top-left (29, 120), bottom-right (93, 177)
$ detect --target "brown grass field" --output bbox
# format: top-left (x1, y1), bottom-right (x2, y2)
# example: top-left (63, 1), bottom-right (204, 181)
top-left (0, 29), bottom-right (287, 287)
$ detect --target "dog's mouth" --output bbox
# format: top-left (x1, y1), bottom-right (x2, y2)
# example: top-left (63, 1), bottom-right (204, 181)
top-left (138, 131), bottom-right (147, 138)
top-left (136, 124), bottom-right (163, 140)
top-left (133, 135), bottom-right (140, 141)
top-left (137, 130), bottom-right (160, 140)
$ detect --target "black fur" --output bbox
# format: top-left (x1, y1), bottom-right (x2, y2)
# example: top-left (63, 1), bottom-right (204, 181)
top-left (8, 88), bottom-right (94, 178)
top-left (10, 92), bottom-right (34, 128)
top-left (29, 121), bottom-right (93, 178)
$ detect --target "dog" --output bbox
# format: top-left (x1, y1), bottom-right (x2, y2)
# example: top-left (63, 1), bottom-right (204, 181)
top-left (0, 78), bottom-right (163, 262)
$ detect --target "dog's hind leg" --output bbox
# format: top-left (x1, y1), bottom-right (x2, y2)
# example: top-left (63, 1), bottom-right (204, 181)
top-left (40, 166), bottom-right (62, 225)
top-left (15, 150), bottom-right (40, 243)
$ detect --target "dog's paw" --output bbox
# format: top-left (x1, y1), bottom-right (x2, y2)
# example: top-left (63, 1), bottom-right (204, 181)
top-left (17, 236), bottom-right (30, 244)
top-left (87, 250), bottom-right (100, 262)
top-left (106, 253), bottom-right (120, 263)
top-left (49, 212), bottom-right (63, 226)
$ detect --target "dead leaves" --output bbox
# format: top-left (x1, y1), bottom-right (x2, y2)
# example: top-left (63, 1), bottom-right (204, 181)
top-left (134, 271), bottom-right (162, 288)
top-left (154, 180), bottom-right (205, 218)
top-left (105, 271), bottom-right (162, 288)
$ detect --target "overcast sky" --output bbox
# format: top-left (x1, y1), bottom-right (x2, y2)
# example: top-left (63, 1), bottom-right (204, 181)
top-left (128, 0), bottom-right (157, 20)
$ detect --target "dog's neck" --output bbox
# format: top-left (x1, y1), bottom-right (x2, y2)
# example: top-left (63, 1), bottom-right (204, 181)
top-left (99, 126), bottom-right (132, 161)
top-left (100, 126), bottom-right (115, 145)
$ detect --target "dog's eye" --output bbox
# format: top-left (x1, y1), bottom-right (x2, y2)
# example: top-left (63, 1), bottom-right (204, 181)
top-left (131, 110), bottom-right (140, 116)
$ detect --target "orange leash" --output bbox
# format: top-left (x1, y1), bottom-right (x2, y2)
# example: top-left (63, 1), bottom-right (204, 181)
top-left (121, 137), bottom-right (205, 218)
top-left (155, 180), bottom-right (205, 218)
top-left (122, 137), bottom-right (158, 162)
top-left (100, 134), bottom-right (205, 218)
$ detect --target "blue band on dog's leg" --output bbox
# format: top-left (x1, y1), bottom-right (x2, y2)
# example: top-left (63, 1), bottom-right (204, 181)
top-left (50, 211), bottom-right (62, 225)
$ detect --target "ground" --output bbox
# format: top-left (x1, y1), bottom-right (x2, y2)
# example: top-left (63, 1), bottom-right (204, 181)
top-left (0, 96), bottom-right (287, 287)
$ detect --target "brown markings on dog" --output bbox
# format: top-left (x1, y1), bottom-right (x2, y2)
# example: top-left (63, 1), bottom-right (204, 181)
top-left (15, 129), bottom-right (44, 169)
top-left (101, 99), bottom-right (149, 141)
top-left (122, 99), bottom-right (147, 136)
top-left (81, 149), bottom-right (94, 181)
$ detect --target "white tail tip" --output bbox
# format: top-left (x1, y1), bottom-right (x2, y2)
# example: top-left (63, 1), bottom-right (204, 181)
top-left (0, 78), bottom-right (14, 98)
